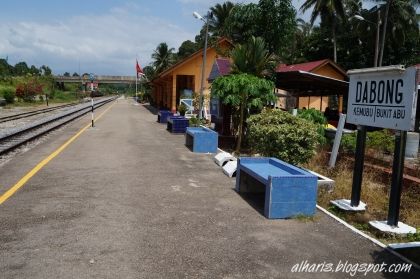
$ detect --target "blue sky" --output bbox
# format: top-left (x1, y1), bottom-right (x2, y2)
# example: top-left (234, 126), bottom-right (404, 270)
top-left (0, 0), bottom-right (314, 75)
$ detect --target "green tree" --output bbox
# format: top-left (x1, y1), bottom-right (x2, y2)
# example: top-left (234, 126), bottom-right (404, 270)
top-left (143, 65), bottom-right (156, 81)
top-left (151, 42), bottom-right (175, 74)
top-left (257, 0), bottom-right (297, 58)
top-left (224, 3), bottom-right (260, 44)
top-left (14, 61), bottom-right (29, 76)
top-left (177, 40), bottom-right (199, 60)
top-left (72, 72), bottom-right (79, 77)
top-left (0, 59), bottom-right (12, 76)
top-left (41, 65), bottom-right (52, 76)
top-left (209, 1), bottom-right (236, 37)
top-left (1, 87), bottom-right (15, 103)
top-left (141, 65), bottom-right (156, 102)
top-left (211, 73), bottom-right (275, 153)
top-left (230, 36), bottom-right (276, 77)
top-left (297, 18), bottom-right (313, 38)
top-left (290, 18), bottom-right (314, 63)
top-left (300, 0), bottom-right (346, 63)
top-left (63, 72), bottom-right (71, 77)
top-left (376, 0), bottom-right (419, 66)
top-left (29, 65), bottom-right (40, 76)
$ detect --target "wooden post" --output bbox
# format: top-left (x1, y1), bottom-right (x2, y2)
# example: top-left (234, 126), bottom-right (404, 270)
top-left (171, 75), bottom-right (177, 113)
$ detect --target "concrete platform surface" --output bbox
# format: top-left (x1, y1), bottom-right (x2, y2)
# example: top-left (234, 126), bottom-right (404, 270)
top-left (0, 98), bottom-right (419, 278)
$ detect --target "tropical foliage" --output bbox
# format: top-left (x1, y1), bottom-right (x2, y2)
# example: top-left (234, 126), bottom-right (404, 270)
top-left (209, 1), bottom-right (235, 38)
top-left (211, 73), bottom-right (275, 153)
top-left (146, 0), bottom-right (418, 82)
top-left (0, 59), bottom-right (52, 78)
top-left (15, 78), bottom-right (44, 101)
top-left (341, 129), bottom-right (395, 155)
top-left (247, 109), bottom-right (320, 165)
top-left (257, 0), bottom-right (297, 57)
top-left (297, 108), bottom-right (328, 145)
top-left (230, 36), bottom-right (276, 77)
top-left (151, 42), bottom-right (175, 74)
top-left (1, 87), bottom-right (15, 103)
top-left (300, 0), bottom-right (346, 63)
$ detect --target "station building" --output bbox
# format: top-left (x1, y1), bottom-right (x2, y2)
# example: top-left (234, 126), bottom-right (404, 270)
top-left (151, 38), bottom-right (232, 113)
top-left (275, 59), bottom-right (348, 112)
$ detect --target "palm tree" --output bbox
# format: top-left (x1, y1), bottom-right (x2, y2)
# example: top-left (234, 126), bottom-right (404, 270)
top-left (374, 0), bottom-right (419, 66)
top-left (230, 36), bottom-right (275, 77)
top-left (296, 18), bottom-right (313, 38)
top-left (209, 1), bottom-right (236, 37)
top-left (151, 43), bottom-right (175, 74)
top-left (229, 36), bottom-right (275, 153)
top-left (300, 0), bottom-right (346, 63)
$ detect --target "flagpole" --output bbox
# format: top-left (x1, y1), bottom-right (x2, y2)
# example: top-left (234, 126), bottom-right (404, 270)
top-left (135, 59), bottom-right (144, 105)
top-left (135, 57), bottom-right (138, 103)
top-left (135, 73), bottom-right (138, 102)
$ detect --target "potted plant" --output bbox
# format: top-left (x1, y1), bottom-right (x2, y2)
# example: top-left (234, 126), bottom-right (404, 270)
top-left (178, 103), bottom-right (188, 116)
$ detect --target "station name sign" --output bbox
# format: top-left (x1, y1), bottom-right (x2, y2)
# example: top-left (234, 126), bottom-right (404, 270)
top-left (347, 66), bottom-right (418, 131)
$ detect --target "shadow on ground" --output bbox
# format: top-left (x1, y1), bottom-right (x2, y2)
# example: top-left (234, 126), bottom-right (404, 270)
top-left (369, 246), bottom-right (420, 278)
top-left (142, 104), bottom-right (158, 115)
top-left (234, 189), bottom-right (266, 218)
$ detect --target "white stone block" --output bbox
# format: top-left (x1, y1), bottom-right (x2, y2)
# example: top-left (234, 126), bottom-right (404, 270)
top-left (223, 160), bottom-right (237, 177)
top-left (330, 199), bottom-right (367, 211)
top-left (369, 221), bottom-right (416, 234)
top-left (214, 152), bottom-right (236, 167)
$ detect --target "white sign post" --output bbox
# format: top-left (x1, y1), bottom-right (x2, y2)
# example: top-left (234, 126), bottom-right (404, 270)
top-left (344, 66), bottom-right (418, 233)
top-left (347, 66), bottom-right (417, 131)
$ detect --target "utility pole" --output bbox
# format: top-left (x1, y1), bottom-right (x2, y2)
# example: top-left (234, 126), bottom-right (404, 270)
top-left (193, 11), bottom-right (212, 119)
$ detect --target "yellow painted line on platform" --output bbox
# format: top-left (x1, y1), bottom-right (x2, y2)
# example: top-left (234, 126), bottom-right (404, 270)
top-left (0, 101), bottom-right (117, 205)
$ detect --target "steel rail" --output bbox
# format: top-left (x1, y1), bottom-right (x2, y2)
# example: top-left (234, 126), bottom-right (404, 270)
top-left (0, 97), bottom-right (117, 155)
top-left (0, 102), bottom-right (82, 123)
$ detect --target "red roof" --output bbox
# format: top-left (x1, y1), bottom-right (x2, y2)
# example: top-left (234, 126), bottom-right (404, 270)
top-left (216, 58), bottom-right (231, 76)
top-left (208, 58), bottom-right (231, 81)
top-left (276, 59), bottom-right (329, 73)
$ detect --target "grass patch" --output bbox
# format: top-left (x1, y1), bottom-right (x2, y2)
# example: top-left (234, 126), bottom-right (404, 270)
top-left (49, 91), bottom-right (80, 103)
top-left (305, 151), bottom-right (420, 243)
top-left (293, 214), bottom-right (317, 222)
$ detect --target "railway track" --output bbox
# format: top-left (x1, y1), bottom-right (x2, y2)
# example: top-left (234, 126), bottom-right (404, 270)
top-left (0, 97), bottom-right (117, 155)
top-left (0, 102), bottom-right (80, 123)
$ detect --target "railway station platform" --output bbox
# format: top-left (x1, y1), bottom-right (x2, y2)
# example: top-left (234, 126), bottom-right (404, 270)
top-left (0, 97), bottom-right (418, 278)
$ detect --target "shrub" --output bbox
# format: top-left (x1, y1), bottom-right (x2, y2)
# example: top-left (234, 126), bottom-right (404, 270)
top-left (297, 108), bottom-right (327, 126)
top-left (15, 79), bottom-right (43, 101)
top-left (189, 116), bottom-right (205, 127)
top-left (1, 88), bottom-right (15, 103)
top-left (297, 108), bottom-right (327, 145)
top-left (340, 129), bottom-right (394, 155)
top-left (178, 103), bottom-right (188, 116)
top-left (367, 130), bottom-right (394, 154)
top-left (247, 109), bottom-right (320, 165)
top-left (341, 133), bottom-right (357, 153)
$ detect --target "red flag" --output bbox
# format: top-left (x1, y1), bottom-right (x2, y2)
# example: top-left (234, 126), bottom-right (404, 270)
top-left (136, 60), bottom-right (144, 78)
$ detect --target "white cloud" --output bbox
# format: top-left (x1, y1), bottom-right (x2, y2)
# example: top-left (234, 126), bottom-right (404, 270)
top-left (0, 4), bottom-right (194, 75)
top-left (0, 1), bottom-right (314, 75)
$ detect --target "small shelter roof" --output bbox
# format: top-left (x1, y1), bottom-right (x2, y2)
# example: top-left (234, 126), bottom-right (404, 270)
top-left (275, 70), bottom-right (349, 97)
top-left (276, 59), bottom-right (347, 77)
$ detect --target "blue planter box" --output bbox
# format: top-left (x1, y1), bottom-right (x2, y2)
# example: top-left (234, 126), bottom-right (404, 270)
top-left (236, 157), bottom-right (317, 219)
top-left (157, 110), bottom-right (174, 123)
top-left (167, 116), bottom-right (189, 133)
top-left (185, 127), bottom-right (218, 153)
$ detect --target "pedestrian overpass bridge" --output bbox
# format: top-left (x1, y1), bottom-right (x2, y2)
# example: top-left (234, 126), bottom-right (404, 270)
top-left (54, 75), bottom-right (138, 84)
